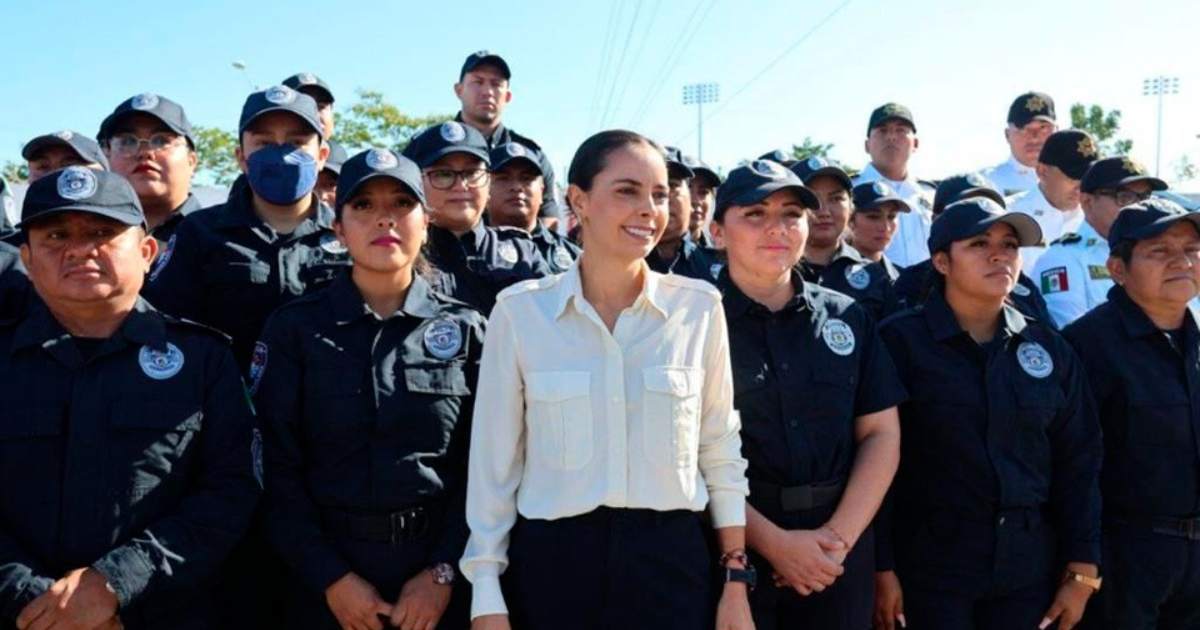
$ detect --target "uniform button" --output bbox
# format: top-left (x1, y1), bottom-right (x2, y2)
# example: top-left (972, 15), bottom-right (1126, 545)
top-left (998, 516), bottom-right (1006, 526)
top-left (780, 362), bottom-right (790, 372)
top-left (789, 420), bottom-right (799, 428)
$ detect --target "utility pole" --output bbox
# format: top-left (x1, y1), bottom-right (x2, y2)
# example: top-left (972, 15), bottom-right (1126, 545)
top-left (1143, 76), bottom-right (1180, 177)
top-left (682, 83), bottom-right (719, 161)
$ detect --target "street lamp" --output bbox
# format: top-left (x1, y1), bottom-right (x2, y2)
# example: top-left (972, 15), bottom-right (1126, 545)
top-left (682, 83), bottom-right (719, 161)
top-left (1143, 76), bottom-right (1180, 177)
top-left (232, 60), bottom-right (257, 91)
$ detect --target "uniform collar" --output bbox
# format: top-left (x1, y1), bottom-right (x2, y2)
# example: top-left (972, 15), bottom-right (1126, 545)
top-left (454, 111), bottom-right (506, 147)
top-left (860, 162), bottom-right (916, 187)
top-left (176, 193), bottom-right (203, 216)
top-left (1108, 284), bottom-right (1199, 339)
top-left (648, 235), bottom-right (698, 270)
top-left (924, 289), bottom-right (1028, 343)
top-left (1076, 219), bottom-right (1103, 244)
top-left (1005, 155), bottom-right (1035, 175)
top-left (329, 272), bottom-right (441, 325)
top-left (553, 262), bottom-right (668, 321)
top-left (430, 221), bottom-right (488, 255)
top-left (718, 266), bottom-right (812, 320)
top-left (214, 174), bottom-right (332, 232)
top-left (831, 241), bottom-right (869, 265)
top-left (12, 295), bottom-right (167, 356)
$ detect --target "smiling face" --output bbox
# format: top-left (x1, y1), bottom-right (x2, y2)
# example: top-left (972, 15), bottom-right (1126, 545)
top-left (567, 143), bottom-right (669, 265)
top-left (805, 175), bottom-right (850, 250)
top-left (932, 222), bottom-right (1021, 301)
top-left (20, 212), bottom-right (156, 310)
top-left (849, 202), bottom-right (903, 260)
top-left (423, 153), bottom-right (490, 234)
top-left (106, 114), bottom-right (197, 207)
top-left (335, 177), bottom-right (426, 276)
top-left (1111, 221), bottom-right (1200, 311)
top-left (710, 189), bottom-right (808, 281)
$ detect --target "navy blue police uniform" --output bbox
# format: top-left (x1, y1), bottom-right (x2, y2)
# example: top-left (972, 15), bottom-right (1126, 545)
top-left (647, 147), bottom-right (722, 283)
top-left (489, 141), bottom-right (580, 272)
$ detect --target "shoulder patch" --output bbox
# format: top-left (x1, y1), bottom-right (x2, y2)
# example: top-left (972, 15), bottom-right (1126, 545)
top-left (1040, 266), bottom-right (1070, 294)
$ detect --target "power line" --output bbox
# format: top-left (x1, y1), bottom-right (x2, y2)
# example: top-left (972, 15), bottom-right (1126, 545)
top-left (608, 0), bottom-right (663, 129)
top-left (673, 0), bottom-right (852, 144)
top-left (588, 1), bottom-right (624, 128)
top-left (598, 0), bottom-right (646, 128)
top-left (627, 0), bottom-right (709, 128)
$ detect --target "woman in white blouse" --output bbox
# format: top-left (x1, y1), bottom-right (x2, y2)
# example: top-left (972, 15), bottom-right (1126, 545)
top-left (463, 130), bottom-right (754, 630)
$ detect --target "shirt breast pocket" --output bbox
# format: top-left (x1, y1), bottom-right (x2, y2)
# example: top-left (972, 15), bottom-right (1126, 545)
top-left (803, 368), bottom-right (858, 444)
top-left (204, 260), bottom-right (270, 286)
top-left (642, 366), bottom-right (703, 470)
top-left (110, 400), bottom-right (203, 496)
top-left (0, 405), bottom-right (63, 488)
top-left (402, 364), bottom-right (471, 454)
top-left (1127, 390), bottom-right (1192, 449)
top-left (525, 371), bottom-right (593, 471)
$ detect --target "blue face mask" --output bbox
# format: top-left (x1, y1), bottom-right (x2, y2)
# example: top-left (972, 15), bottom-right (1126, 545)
top-left (246, 143), bottom-right (318, 205)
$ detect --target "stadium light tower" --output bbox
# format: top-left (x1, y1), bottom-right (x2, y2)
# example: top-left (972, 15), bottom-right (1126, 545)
top-left (682, 83), bottom-right (719, 161)
top-left (1143, 76), bottom-right (1180, 177)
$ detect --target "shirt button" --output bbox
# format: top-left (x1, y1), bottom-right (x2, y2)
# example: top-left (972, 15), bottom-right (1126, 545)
top-left (789, 419), bottom-right (799, 428)
top-left (780, 362), bottom-right (789, 371)
top-left (998, 516), bottom-right (1006, 526)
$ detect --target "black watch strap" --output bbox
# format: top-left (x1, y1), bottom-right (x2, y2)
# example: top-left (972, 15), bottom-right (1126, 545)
top-left (724, 565), bottom-right (757, 590)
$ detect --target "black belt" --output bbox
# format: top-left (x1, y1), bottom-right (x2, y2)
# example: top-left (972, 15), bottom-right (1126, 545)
top-left (1110, 515), bottom-right (1200, 541)
top-left (749, 479), bottom-right (846, 513)
top-left (321, 506), bottom-right (433, 545)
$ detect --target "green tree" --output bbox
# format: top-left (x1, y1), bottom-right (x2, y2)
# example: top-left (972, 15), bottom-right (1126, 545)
top-left (335, 89), bottom-right (454, 153)
top-left (1, 161), bottom-right (28, 184)
top-left (789, 137), bottom-right (859, 178)
top-left (191, 126), bottom-right (240, 186)
top-left (1174, 155), bottom-right (1198, 182)
top-left (1069, 103), bottom-right (1133, 156)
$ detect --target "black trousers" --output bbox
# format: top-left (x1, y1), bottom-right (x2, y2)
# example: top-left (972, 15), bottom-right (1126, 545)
top-left (503, 507), bottom-right (716, 630)
top-left (1081, 522), bottom-right (1200, 630)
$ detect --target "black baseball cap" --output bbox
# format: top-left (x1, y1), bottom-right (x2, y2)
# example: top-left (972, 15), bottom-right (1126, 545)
top-left (928, 197), bottom-right (1041, 253)
top-left (1038, 130), bottom-right (1098, 180)
top-left (403, 121), bottom-right (490, 168)
top-left (663, 146), bottom-right (694, 180)
top-left (20, 166), bottom-right (145, 229)
top-left (22, 131), bottom-right (110, 170)
top-left (1080, 157), bottom-right (1167, 194)
top-left (334, 148), bottom-right (426, 211)
top-left (460, 50), bottom-right (511, 80)
top-left (1008, 91), bottom-right (1056, 128)
top-left (323, 140), bottom-right (349, 176)
top-left (97, 93), bottom-right (195, 147)
top-left (489, 142), bottom-right (549, 179)
top-left (757, 149), bottom-right (795, 167)
top-left (932, 173), bottom-right (1005, 215)
top-left (682, 155), bottom-right (721, 187)
top-left (790, 156), bottom-right (851, 191)
top-left (282, 72), bottom-right (334, 104)
top-left (868, 102), bottom-right (916, 135)
top-left (714, 160), bottom-right (819, 221)
top-left (852, 181), bottom-right (911, 213)
top-left (239, 85), bottom-right (325, 140)
top-left (1107, 198), bottom-right (1200, 248)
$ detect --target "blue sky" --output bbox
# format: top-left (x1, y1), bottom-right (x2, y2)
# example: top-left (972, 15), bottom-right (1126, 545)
top-left (6, 0), bottom-right (1200, 189)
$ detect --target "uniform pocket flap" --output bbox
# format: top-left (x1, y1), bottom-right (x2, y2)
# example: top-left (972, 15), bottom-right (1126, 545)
top-left (526, 371), bottom-right (590, 402)
top-left (405, 365), bottom-right (471, 396)
top-left (112, 400), bottom-right (203, 431)
top-left (643, 367), bottom-right (702, 397)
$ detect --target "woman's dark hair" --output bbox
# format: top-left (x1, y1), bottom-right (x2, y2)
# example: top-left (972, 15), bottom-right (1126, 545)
top-left (567, 129), bottom-right (664, 192)
top-left (1109, 240), bottom-right (1135, 265)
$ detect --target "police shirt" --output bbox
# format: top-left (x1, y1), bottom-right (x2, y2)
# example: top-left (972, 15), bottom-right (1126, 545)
top-left (454, 113), bottom-right (561, 220)
top-left (1007, 185), bottom-right (1083, 274)
top-left (721, 269), bottom-right (906, 498)
top-left (853, 163), bottom-right (935, 267)
top-left (1062, 286), bottom-right (1200, 519)
top-left (892, 259), bottom-right (1055, 326)
top-left (254, 273), bottom-right (484, 593)
top-left (150, 192), bottom-right (205, 247)
top-left (1031, 220), bottom-right (1112, 328)
top-left (142, 175), bottom-right (349, 369)
top-left (876, 291), bottom-right (1101, 574)
top-left (982, 155), bottom-right (1039, 197)
top-left (0, 296), bottom-right (259, 627)
top-left (426, 222), bottom-right (549, 314)
top-left (0, 242), bottom-right (29, 321)
top-left (645, 236), bottom-right (721, 284)
top-left (530, 223), bottom-right (581, 273)
top-left (799, 242), bottom-right (898, 321)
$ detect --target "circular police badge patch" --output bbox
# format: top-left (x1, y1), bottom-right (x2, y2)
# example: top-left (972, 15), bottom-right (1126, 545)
top-left (365, 148), bottom-right (397, 171)
top-left (822, 319), bottom-right (856, 356)
top-left (497, 240), bottom-right (519, 264)
top-left (553, 246), bottom-right (573, 269)
top-left (872, 181), bottom-right (889, 196)
top-left (505, 143), bottom-right (527, 158)
top-left (131, 93), bottom-right (159, 110)
top-left (149, 234), bottom-right (176, 282)
top-left (440, 122), bottom-right (467, 143)
top-left (265, 85), bottom-right (296, 105)
top-left (248, 341), bottom-right (268, 395)
top-left (845, 264), bottom-right (871, 290)
top-left (753, 160), bottom-right (780, 176)
top-left (297, 72), bottom-right (317, 85)
top-left (55, 130), bottom-right (74, 141)
top-left (1011, 282), bottom-right (1031, 297)
top-left (807, 156), bottom-right (825, 170)
top-left (57, 166), bottom-right (97, 201)
top-left (139, 343), bottom-right (185, 380)
top-left (424, 319), bottom-right (463, 359)
top-left (319, 233), bottom-right (348, 255)
top-left (1017, 341), bottom-right (1053, 378)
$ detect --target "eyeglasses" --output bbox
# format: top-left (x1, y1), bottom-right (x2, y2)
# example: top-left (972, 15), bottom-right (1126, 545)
top-left (107, 133), bottom-right (183, 157)
top-left (1095, 189), bottom-right (1153, 206)
top-left (424, 168), bottom-right (489, 190)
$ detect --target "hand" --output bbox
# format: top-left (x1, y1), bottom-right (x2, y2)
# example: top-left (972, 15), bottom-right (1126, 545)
top-left (1039, 564), bottom-right (1098, 630)
top-left (872, 571), bottom-right (906, 630)
top-left (763, 528), bottom-right (846, 596)
top-left (324, 572), bottom-right (393, 630)
top-left (390, 569), bottom-right (452, 630)
top-left (715, 583), bottom-right (754, 630)
top-left (16, 568), bottom-right (119, 630)
top-left (471, 614), bottom-right (512, 630)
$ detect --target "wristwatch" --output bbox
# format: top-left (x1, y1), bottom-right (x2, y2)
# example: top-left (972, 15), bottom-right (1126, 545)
top-left (1063, 570), bottom-right (1102, 592)
top-left (430, 562), bottom-right (456, 585)
top-left (723, 564), bottom-right (757, 591)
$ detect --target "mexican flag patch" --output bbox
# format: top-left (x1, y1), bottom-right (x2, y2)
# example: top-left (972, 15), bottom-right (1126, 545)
top-left (1041, 267), bottom-right (1069, 294)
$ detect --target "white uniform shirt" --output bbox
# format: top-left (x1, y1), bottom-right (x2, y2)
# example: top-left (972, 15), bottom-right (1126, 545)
top-left (460, 264), bottom-right (749, 618)
top-left (983, 155), bottom-right (1039, 196)
top-left (854, 163), bottom-right (934, 267)
top-left (1008, 185), bottom-right (1083, 275)
top-left (1031, 220), bottom-right (1112, 328)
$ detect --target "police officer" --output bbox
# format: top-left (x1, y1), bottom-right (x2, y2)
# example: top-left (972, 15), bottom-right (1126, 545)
top-left (893, 174), bottom-right (1054, 324)
top-left (874, 198), bottom-right (1101, 630)
top-left (316, 139), bottom-right (349, 209)
top-left (1062, 199), bottom-right (1200, 628)
top-left (684, 154), bottom-right (721, 248)
top-left (1, 167), bottom-right (259, 629)
top-left (710, 161), bottom-right (905, 629)
top-left (646, 146), bottom-right (721, 283)
top-left (143, 84), bottom-right (341, 370)
top-left (255, 148), bottom-right (483, 630)
top-left (22, 130), bottom-right (109, 181)
top-left (97, 93), bottom-right (203, 245)
top-left (982, 92), bottom-right (1058, 196)
top-left (486, 140), bottom-right (580, 272)
top-left (0, 178), bottom-right (19, 238)
top-left (853, 103), bottom-right (935, 268)
top-left (847, 181), bottom-right (908, 278)
top-left (403, 121), bottom-right (548, 314)
top-left (1009, 129), bottom-right (1098, 273)
top-left (283, 72), bottom-right (336, 138)
top-left (1033, 156), bottom-right (1169, 327)
top-left (794, 158), bottom-right (898, 321)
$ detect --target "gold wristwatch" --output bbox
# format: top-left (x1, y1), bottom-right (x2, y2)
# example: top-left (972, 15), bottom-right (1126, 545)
top-left (1064, 570), bottom-right (1102, 592)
